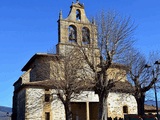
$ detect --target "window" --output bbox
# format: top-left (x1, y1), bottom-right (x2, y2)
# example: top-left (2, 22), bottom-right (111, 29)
top-left (45, 89), bottom-right (49, 91)
top-left (82, 27), bottom-right (90, 44)
top-left (68, 25), bottom-right (77, 42)
top-left (123, 106), bottom-right (128, 114)
top-left (76, 9), bottom-right (81, 21)
top-left (45, 112), bottom-right (50, 120)
top-left (45, 94), bottom-right (50, 102)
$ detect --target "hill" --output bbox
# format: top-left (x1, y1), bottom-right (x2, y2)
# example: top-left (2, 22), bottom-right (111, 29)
top-left (145, 100), bottom-right (160, 107)
top-left (0, 106), bottom-right (12, 120)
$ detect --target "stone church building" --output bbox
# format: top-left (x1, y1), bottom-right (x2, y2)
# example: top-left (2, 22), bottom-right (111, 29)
top-left (12, 1), bottom-right (137, 120)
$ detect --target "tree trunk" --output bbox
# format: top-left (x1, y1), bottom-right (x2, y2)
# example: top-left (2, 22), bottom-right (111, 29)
top-left (98, 93), bottom-right (108, 120)
top-left (135, 94), bottom-right (145, 116)
top-left (64, 101), bottom-right (72, 120)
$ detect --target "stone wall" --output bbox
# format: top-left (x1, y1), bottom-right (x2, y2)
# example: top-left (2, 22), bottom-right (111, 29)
top-left (17, 89), bottom-right (26, 120)
top-left (51, 97), bottom-right (65, 120)
top-left (21, 69), bottom-right (30, 83)
top-left (14, 69), bottom-right (30, 91)
top-left (71, 91), bottom-right (137, 119)
top-left (107, 67), bottom-right (127, 82)
top-left (24, 88), bottom-right (66, 120)
top-left (29, 56), bottom-right (56, 82)
top-left (25, 88), bottom-right (44, 120)
top-left (108, 92), bottom-right (137, 118)
top-left (16, 88), bottom-right (137, 120)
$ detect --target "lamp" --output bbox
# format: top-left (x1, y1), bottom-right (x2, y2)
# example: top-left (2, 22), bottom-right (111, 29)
top-left (155, 61), bottom-right (160, 65)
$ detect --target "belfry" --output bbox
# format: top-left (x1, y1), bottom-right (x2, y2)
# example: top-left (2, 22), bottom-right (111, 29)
top-left (56, 1), bottom-right (97, 55)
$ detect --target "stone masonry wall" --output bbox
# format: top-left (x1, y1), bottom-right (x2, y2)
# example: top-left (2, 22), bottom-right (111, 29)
top-left (23, 88), bottom-right (137, 120)
top-left (25, 88), bottom-right (44, 120)
top-left (51, 96), bottom-right (65, 120)
top-left (17, 89), bottom-right (26, 120)
top-left (25, 88), bottom-right (65, 120)
top-left (108, 92), bottom-right (137, 118)
top-left (30, 56), bottom-right (54, 82)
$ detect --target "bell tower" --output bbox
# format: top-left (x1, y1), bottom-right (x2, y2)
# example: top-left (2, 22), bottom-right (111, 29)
top-left (56, 0), bottom-right (98, 55)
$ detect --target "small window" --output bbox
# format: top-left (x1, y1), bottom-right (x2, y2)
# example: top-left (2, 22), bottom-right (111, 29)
top-left (45, 94), bottom-right (50, 102)
top-left (45, 89), bottom-right (49, 91)
top-left (123, 106), bottom-right (128, 114)
top-left (76, 9), bottom-right (81, 21)
top-left (68, 25), bottom-right (77, 42)
top-left (82, 27), bottom-right (90, 44)
top-left (45, 112), bottom-right (50, 120)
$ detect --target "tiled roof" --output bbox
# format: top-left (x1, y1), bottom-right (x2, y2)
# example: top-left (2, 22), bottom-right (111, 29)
top-left (111, 81), bottom-right (134, 93)
top-left (22, 79), bottom-right (134, 93)
top-left (22, 79), bottom-right (56, 89)
top-left (144, 104), bottom-right (157, 111)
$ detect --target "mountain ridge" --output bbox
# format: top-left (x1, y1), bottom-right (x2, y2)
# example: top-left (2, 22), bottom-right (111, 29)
top-left (145, 100), bottom-right (160, 107)
top-left (0, 106), bottom-right (12, 120)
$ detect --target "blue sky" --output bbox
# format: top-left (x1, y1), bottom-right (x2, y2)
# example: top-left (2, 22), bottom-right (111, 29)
top-left (0, 0), bottom-right (160, 107)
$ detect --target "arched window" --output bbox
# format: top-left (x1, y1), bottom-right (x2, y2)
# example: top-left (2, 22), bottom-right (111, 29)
top-left (123, 106), bottom-right (128, 114)
top-left (68, 25), bottom-right (77, 42)
top-left (76, 9), bottom-right (81, 21)
top-left (82, 27), bottom-right (90, 44)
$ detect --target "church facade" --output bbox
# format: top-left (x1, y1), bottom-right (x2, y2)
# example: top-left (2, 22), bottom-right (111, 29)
top-left (12, 1), bottom-right (137, 120)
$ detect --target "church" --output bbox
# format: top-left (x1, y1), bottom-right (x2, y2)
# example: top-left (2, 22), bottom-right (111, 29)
top-left (12, 1), bottom-right (137, 120)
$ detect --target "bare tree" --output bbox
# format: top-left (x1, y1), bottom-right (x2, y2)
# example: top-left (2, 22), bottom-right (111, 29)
top-left (47, 47), bottom-right (93, 120)
top-left (79, 11), bottom-right (135, 120)
top-left (126, 50), bottom-right (160, 115)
